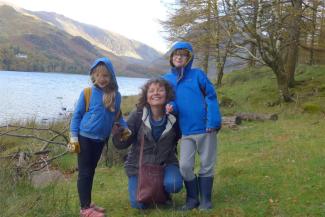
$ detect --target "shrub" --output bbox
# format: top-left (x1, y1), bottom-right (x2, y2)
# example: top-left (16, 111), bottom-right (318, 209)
top-left (220, 96), bottom-right (235, 108)
top-left (302, 103), bottom-right (321, 113)
top-left (318, 85), bottom-right (325, 92)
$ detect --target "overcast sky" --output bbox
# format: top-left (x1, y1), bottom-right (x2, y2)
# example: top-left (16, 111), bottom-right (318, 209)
top-left (4, 0), bottom-right (173, 52)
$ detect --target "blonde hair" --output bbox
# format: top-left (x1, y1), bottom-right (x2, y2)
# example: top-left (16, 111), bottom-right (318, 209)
top-left (90, 63), bottom-right (117, 112)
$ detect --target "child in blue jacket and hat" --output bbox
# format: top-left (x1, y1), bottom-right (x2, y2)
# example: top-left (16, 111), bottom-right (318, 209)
top-left (163, 41), bottom-right (222, 211)
top-left (70, 57), bottom-right (127, 217)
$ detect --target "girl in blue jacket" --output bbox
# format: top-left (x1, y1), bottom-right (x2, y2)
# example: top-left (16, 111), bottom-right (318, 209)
top-left (163, 42), bottom-right (222, 211)
top-left (70, 57), bottom-right (127, 217)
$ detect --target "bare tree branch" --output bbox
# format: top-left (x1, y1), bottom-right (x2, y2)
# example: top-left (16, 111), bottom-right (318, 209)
top-left (2, 133), bottom-right (66, 146)
top-left (28, 151), bottom-right (68, 173)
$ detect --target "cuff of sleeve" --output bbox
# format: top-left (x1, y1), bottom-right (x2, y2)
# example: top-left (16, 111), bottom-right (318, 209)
top-left (119, 119), bottom-right (128, 128)
top-left (70, 137), bottom-right (78, 143)
top-left (70, 132), bottom-right (78, 139)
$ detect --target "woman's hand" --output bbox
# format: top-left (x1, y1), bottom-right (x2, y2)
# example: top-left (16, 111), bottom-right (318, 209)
top-left (112, 123), bottom-right (131, 141)
top-left (165, 104), bottom-right (174, 114)
top-left (121, 128), bottom-right (132, 141)
top-left (112, 123), bottom-right (123, 135)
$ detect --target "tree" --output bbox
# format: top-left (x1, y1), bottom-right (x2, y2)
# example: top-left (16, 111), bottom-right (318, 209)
top-left (247, 0), bottom-right (258, 67)
top-left (0, 47), bottom-right (14, 70)
top-left (223, 0), bottom-right (308, 101)
top-left (302, 0), bottom-right (325, 65)
top-left (161, 0), bottom-right (233, 86)
top-left (162, 0), bottom-right (212, 72)
top-left (285, 0), bottom-right (303, 87)
top-left (277, 0), bottom-right (325, 67)
top-left (308, 0), bottom-right (319, 65)
top-left (212, 0), bottom-right (234, 86)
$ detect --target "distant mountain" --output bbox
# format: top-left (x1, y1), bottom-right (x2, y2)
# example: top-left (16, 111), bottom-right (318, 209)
top-left (27, 10), bottom-right (163, 62)
top-left (0, 3), bottom-right (169, 77)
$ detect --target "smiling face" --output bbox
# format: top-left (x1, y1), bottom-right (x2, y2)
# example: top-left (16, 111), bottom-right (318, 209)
top-left (92, 65), bottom-right (111, 89)
top-left (172, 49), bottom-right (190, 68)
top-left (146, 83), bottom-right (167, 108)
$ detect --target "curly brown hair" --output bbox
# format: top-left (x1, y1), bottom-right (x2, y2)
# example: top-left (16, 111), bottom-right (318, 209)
top-left (137, 78), bottom-right (175, 109)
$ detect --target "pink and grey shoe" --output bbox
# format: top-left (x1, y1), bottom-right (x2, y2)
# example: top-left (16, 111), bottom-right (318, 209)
top-left (80, 207), bottom-right (105, 217)
top-left (90, 203), bottom-right (106, 212)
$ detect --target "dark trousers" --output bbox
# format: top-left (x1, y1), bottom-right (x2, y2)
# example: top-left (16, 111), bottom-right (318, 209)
top-left (77, 135), bottom-right (105, 208)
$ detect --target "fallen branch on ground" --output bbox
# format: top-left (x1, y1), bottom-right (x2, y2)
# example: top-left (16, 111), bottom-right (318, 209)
top-left (222, 116), bottom-right (242, 128)
top-left (0, 123), bottom-right (69, 178)
top-left (236, 112), bottom-right (278, 121)
top-left (222, 112), bottom-right (278, 129)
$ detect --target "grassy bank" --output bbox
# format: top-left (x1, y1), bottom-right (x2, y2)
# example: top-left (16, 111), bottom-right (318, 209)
top-left (0, 65), bottom-right (324, 217)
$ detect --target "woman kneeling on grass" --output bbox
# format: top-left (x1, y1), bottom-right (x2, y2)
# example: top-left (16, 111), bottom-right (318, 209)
top-left (112, 78), bottom-right (183, 209)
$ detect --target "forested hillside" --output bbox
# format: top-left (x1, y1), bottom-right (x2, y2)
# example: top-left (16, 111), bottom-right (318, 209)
top-left (0, 4), bottom-right (168, 77)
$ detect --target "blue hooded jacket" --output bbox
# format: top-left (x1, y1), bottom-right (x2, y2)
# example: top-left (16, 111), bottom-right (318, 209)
top-left (70, 57), bottom-right (126, 141)
top-left (163, 42), bottom-right (222, 136)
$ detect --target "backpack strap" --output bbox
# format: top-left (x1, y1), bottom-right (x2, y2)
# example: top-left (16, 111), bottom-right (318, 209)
top-left (83, 87), bottom-right (92, 112)
top-left (84, 87), bottom-right (122, 120)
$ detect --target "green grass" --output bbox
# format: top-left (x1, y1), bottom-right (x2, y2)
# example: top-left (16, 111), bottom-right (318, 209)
top-left (216, 115), bottom-right (325, 217)
top-left (1, 65), bottom-right (325, 217)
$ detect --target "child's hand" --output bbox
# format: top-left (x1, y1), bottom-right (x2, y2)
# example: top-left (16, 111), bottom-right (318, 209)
top-left (206, 128), bottom-right (217, 133)
top-left (206, 127), bottom-right (221, 133)
top-left (165, 104), bottom-right (174, 114)
top-left (67, 137), bottom-right (80, 153)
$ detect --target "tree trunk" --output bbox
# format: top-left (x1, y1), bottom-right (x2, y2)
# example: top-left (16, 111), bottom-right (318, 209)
top-left (285, 0), bottom-right (302, 88)
top-left (216, 63), bottom-right (224, 87)
top-left (309, 33), bottom-right (315, 65)
top-left (200, 0), bottom-right (212, 74)
top-left (309, 0), bottom-right (317, 65)
top-left (249, 44), bottom-right (257, 67)
top-left (216, 39), bottom-right (231, 87)
top-left (202, 51), bottom-right (209, 73)
top-left (216, 47), bottom-right (228, 87)
top-left (318, 5), bottom-right (325, 47)
top-left (249, 0), bottom-right (258, 67)
top-left (274, 65), bottom-right (292, 102)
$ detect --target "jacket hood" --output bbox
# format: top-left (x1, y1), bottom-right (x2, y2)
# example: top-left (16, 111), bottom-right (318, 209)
top-left (89, 57), bottom-right (118, 88)
top-left (169, 41), bottom-right (194, 72)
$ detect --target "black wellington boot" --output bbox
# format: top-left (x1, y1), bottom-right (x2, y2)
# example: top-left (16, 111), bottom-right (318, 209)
top-left (198, 176), bottom-right (214, 210)
top-left (179, 177), bottom-right (200, 211)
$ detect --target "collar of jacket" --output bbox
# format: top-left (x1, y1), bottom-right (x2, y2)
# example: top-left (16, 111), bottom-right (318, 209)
top-left (171, 67), bottom-right (185, 82)
top-left (141, 106), bottom-right (176, 139)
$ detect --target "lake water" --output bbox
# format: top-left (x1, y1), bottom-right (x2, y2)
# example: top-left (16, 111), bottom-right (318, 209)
top-left (0, 71), bottom-right (147, 124)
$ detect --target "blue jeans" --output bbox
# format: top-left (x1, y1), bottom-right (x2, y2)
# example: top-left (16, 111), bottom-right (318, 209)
top-left (128, 164), bottom-right (183, 209)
